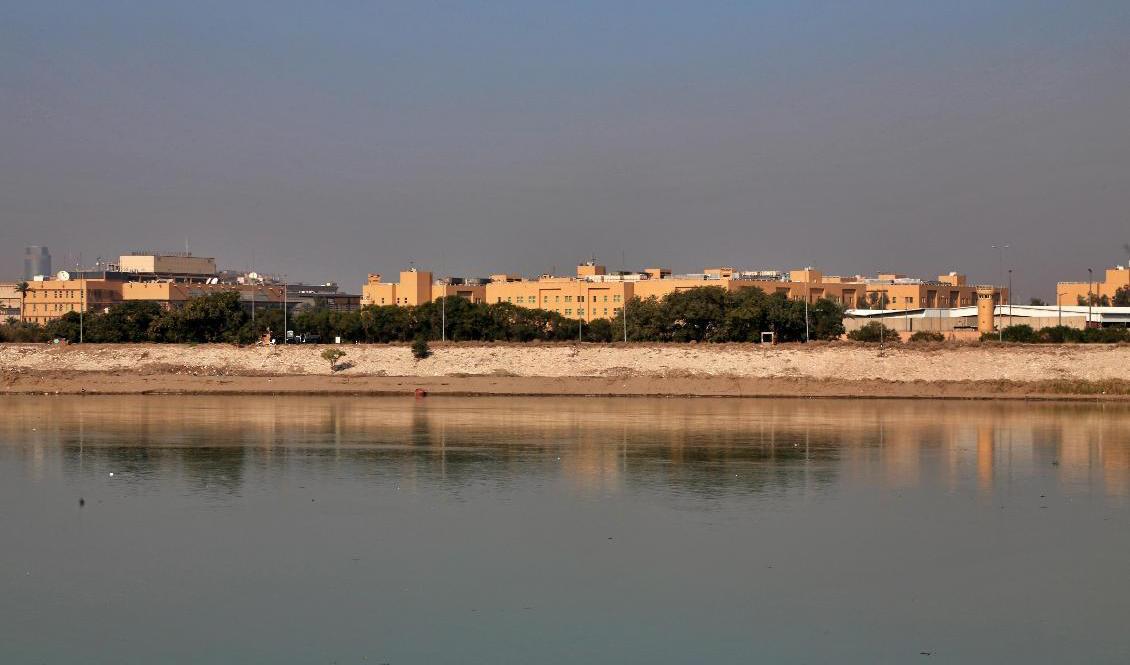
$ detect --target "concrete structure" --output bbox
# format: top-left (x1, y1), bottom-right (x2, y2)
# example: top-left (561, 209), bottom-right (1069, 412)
top-left (23, 246), bottom-right (51, 281)
top-left (1057, 266), bottom-right (1130, 305)
top-left (844, 303), bottom-right (1130, 335)
top-left (21, 276), bottom-right (124, 325)
top-left (118, 252), bottom-right (217, 279)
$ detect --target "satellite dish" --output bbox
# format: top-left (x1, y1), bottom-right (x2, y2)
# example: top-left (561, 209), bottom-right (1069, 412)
top-left (56, 270), bottom-right (71, 281)
top-left (248, 272), bottom-right (259, 280)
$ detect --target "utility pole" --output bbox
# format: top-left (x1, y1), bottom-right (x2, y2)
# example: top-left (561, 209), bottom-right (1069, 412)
top-left (441, 294), bottom-right (446, 342)
top-left (283, 274), bottom-right (288, 343)
top-left (1057, 292), bottom-right (1067, 328)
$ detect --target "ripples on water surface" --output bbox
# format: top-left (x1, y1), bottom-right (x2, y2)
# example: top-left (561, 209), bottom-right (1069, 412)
top-left (2, 396), bottom-right (1129, 664)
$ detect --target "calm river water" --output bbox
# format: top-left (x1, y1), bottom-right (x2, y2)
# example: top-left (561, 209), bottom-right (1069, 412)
top-left (1, 396), bottom-right (1128, 664)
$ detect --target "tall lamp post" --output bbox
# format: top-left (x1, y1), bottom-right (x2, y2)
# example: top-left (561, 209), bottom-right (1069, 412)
top-left (1008, 269), bottom-right (1013, 328)
top-left (992, 243), bottom-right (1009, 341)
top-left (1087, 268), bottom-right (1093, 329)
top-left (282, 274), bottom-right (288, 343)
top-left (1057, 292), bottom-right (1067, 328)
top-left (804, 280), bottom-right (810, 343)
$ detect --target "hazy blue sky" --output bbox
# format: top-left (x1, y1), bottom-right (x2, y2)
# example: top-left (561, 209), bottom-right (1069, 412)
top-left (2, 1), bottom-right (1128, 298)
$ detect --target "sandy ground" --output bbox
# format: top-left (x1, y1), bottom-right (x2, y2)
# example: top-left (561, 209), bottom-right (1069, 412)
top-left (2, 342), bottom-right (1129, 399)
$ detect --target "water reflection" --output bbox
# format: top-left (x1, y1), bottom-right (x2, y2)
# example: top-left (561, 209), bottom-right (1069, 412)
top-left (1, 396), bottom-right (1128, 500)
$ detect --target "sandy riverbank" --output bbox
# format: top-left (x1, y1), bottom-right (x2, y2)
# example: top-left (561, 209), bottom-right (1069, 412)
top-left (2, 342), bottom-right (1129, 399)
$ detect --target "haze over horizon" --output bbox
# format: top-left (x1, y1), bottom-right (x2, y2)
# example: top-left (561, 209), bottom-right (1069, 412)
top-left (3, 1), bottom-right (1129, 300)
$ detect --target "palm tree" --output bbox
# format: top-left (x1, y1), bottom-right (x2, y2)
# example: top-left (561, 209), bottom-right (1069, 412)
top-left (15, 281), bottom-right (29, 321)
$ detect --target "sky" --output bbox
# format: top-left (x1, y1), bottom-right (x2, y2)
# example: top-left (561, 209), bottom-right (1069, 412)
top-left (2, 1), bottom-right (1128, 300)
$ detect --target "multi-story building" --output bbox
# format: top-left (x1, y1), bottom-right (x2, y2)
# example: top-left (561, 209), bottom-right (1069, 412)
top-left (117, 252), bottom-right (217, 280)
top-left (362, 270), bottom-right (488, 306)
top-left (0, 282), bottom-right (23, 319)
top-left (121, 282), bottom-right (287, 310)
top-left (1057, 266), bottom-right (1130, 305)
top-left (485, 264), bottom-right (632, 321)
top-left (23, 246), bottom-right (51, 281)
top-left (21, 276), bottom-right (124, 325)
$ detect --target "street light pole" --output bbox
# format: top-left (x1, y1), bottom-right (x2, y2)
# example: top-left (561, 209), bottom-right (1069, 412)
top-left (1008, 269), bottom-right (1013, 328)
top-left (283, 274), bottom-right (288, 343)
top-left (804, 281), bottom-right (810, 343)
top-left (1087, 267), bottom-right (1093, 329)
top-left (1057, 292), bottom-right (1067, 328)
top-left (992, 243), bottom-right (1009, 341)
top-left (441, 293), bottom-right (446, 342)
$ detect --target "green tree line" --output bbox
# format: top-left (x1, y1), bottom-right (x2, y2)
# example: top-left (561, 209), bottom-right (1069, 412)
top-left (0, 287), bottom-right (845, 344)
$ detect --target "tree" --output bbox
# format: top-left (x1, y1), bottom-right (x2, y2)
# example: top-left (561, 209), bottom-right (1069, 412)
top-left (847, 321), bottom-right (900, 343)
top-left (1113, 286), bottom-right (1130, 307)
top-left (15, 281), bottom-right (29, 320)
top-left (149, 292), bottom-right (247, 343)
top-left (321, 348), bottom-right (346, 372)
top-left (1028, 297), bottom-right (1048, 306)
top-left (85, 301), bottom-right (162, 342)
top-left (44, 312), bottom-right (81, 342)
top-left (808, 298), bottom-right (846, 341)
top-left (412, 336), bottom-right (431, 359)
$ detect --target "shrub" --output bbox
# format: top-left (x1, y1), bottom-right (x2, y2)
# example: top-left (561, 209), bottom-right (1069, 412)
top-left (847, 321), bottom-right (900, 343)
top-left (908, 330), bottom-right (945, 343)
top-left (1037, 326), bottom-right (1082, 343)
top-left (982, 324), bottom-right (1038, 343)
top-left (411, 336), bottom-right (431, 359)
top-left (321, 348), bottom-right (346, 372)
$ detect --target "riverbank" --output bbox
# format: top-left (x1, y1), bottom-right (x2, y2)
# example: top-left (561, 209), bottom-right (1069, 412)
top-left (3, 342), bottom-right (1130, 399)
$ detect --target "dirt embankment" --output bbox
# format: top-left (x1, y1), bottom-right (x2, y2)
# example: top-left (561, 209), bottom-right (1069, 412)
top-left (2, 342), bottom-right (1129, 399)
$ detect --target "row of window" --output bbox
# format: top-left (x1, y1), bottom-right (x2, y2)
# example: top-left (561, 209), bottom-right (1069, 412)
top-left (501, 293), bottom-right (623, 305)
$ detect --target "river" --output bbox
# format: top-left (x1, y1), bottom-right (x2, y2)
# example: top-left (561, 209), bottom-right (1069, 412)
top-left (1, 396), bottom-right (1128, 663)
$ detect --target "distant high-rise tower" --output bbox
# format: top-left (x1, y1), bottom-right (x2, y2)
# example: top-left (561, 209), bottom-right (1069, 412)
top-left (24, 246), bottom-right (51, 280)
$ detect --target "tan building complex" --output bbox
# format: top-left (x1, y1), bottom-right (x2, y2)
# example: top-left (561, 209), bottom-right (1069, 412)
top-left (362, 270), bottom-right (488, 307)
top-left (1057, 266), bottom-right (1130, 305)
top-left (360, 262), bottom-right (1006, 322)
top-left (21, 277), bottom-right (124, 325)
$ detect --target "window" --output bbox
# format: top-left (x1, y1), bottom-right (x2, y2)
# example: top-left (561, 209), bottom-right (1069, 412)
top-left (578, 295), bottom-right (585, 302)
top-left (565, 308), bottom-right (572, 315)
top-left (613, 295), bottom-right (621, 302)
top-left (603, 295), bottom-right (608, 302)
top-left (564, 296), bottom-right (572, 302)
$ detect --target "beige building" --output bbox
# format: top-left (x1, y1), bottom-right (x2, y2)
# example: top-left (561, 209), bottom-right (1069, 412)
top-left (21, 277), bottom-right (124, 325)
top-left (118, 253), bottom-right (217, 278)
top-left (0, 282), bottom-right (22, 319)
top-left (122, 282), bottom-right (285, 310)
top-left (1057, 266), bottom-right (1130, 305)
top-left (362, 270), bottom-right (487, 307)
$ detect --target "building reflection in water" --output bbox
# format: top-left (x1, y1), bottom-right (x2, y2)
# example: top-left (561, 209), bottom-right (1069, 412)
top-left (1, 396), bottom-right (1129, 501)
